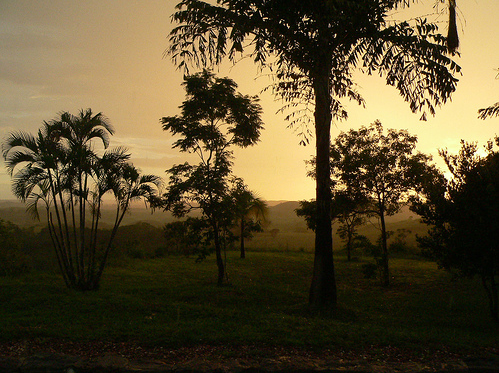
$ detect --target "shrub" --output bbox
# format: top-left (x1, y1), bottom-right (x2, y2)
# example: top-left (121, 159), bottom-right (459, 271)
top-left (0, 219), bottom-right (33, 276)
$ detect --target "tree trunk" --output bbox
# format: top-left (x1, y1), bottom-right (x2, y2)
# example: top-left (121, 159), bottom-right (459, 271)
top-left (213, 221), bottom-right (226, 286)
top-left (482, 274), bottom-right (499, 322)
top-left (240, 219), bottom-right (246, 258)
top-left (309, 72), bottom-right (337, 309)
top-left (492, 275), bottom-right (498, 322)
top-left (347, 229), bottom-right (352, 262)
top-left (380, 209), bottom-right (390, 287)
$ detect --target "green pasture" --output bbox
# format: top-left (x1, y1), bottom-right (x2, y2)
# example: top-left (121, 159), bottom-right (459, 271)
top-left (1, 251), bottom-right (496, 353)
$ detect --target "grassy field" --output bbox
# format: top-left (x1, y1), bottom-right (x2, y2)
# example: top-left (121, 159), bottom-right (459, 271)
top-left (1, 250), bottom-right (497, 354)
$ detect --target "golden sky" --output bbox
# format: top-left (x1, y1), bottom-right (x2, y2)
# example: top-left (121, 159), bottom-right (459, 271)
top-left (0, 0), bottom-right (498, 201)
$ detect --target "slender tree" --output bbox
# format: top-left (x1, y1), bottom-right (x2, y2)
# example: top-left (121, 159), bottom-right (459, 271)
top-left (295, 193), bottom-right (368, 262)
top-left (334, 192), bottom-right (369, 262)
top-left (2, 109), bottom-right (162, 290)
top-left (168, 0), bottom-right (461, 308)
top-left (228, 178), bottom-right (268, 258)
top-left (161, 70), bottom-right (263, 285)
top-left (331, 121), bottom-right (430, 286)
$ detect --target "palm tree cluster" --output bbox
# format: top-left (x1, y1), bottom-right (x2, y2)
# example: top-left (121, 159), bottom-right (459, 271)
top-left (2, 109), bottom-right (162, 291)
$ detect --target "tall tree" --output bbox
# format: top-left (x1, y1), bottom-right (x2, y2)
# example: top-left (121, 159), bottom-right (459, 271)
top-left (2, 109), bottom-right (162, 291)
top-left (331, 121), bottom-right (430, 286)
top-left (161, 70), bottom-right (263, 285)
top-left (168, 0), bottom-right (460, 307)
top-left (411, 140), bottom-right (499, 321)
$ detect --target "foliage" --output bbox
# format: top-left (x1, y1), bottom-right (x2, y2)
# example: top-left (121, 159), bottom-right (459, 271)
top-left (295, 200), bottom-right (318, 232)
top-left (478, 68), bottom-right (499, 119)
top-left (228, 178), bottom-right (268, 258)
top-left (411, 139), bottom-right (499, 320)
top-left (0, 219), bottom-right (32, 276)
top-left (334, 192), bottom-right (370, 261)
top-left (1, 109), bottom-right (162, 291)
top-left (296, 194), bottom-right (368, 261)
top-left (478, 103), bottom-right (499, 120)
top-left (163, 217), bottom-right (213, 259)
top-left (161, 70), bottom-right (263, 285)
top-left (330, 121), bottom-right (431, 286)
top-left (168, 0), bottom-right (461, 309)
top-left (389, 228), bottom-right (413, 254)
top-left (109, 222), bottom-right (166, 261)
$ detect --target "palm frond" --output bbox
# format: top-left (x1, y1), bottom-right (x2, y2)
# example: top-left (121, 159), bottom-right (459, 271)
top-left (478, 102), bottom-right (499, 120)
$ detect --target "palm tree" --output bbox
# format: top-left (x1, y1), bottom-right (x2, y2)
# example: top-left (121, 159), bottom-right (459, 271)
top-left (89, 160), bottom-right (163, 290)
top-left (46, 109), bottom-right (114, 286)
top-left (2, 110), bottom-right (162, 290)
top-left (2, 125), bottom-right (75, 287)
top-left (168, 0), bottom-right (461, 308)
top-left (229, 179), bottom-right (268, 258)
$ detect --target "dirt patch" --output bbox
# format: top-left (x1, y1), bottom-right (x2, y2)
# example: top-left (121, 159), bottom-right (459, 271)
top-left (0, 340), bottom-right (498, 372)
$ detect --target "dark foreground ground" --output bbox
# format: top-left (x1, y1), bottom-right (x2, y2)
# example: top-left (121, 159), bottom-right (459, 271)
top-left (2, 250), bottom-right (499, 372)
top-left (1, 341), bottom-right (498, 373)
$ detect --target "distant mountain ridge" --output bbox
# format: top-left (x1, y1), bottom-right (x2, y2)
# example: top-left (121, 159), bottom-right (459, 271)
top-left (0, 199), bottom-right (418, 231)
top-left (0, 199), bottom-right (303, 229)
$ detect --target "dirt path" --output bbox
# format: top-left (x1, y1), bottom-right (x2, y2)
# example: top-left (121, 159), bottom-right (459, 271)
top-left (0, 341), bottom-right (498, 372)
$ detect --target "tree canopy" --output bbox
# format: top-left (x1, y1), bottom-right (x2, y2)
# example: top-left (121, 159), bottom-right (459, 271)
top-left (161, 70), bottom-right (263, 285)
top-left (330, 121), bottom-right (430, 286)
top-left (168, 0), bottom-right (461, 308)
top-left (412, 139), bottom-right (499, 320)
top-left (228, 178), bottom-right (268, 259)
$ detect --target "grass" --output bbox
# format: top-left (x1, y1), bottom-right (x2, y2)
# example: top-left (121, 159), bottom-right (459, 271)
top-left (0, 251), bottom-right (497, 354)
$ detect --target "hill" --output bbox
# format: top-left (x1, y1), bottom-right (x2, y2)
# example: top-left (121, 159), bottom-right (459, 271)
top-left (0, 199), bottom-right (426, 253)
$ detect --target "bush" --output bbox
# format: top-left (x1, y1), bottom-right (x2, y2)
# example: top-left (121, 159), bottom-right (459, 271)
top-left (110, 222), bottom-right (165, 261)
top-left (163, 218), bottom-right (214, 259)
top-left (389, 228), bottom-right (413, 254)
top-left (0, 249), bottom-right (32, 276)
top-left (0, 219), bottom-right (33, 276)
top-left (361, 262), bottom-right (379, 279)
top-left (352, 235), bottom-right (376, 255)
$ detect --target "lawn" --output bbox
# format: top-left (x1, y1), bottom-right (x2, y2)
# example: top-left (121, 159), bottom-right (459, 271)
top-left (0, 251), bottom-right (497, 355)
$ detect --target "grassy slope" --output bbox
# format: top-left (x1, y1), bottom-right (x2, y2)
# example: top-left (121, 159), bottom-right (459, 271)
top-left (1, 251), bottom-right (497, 353)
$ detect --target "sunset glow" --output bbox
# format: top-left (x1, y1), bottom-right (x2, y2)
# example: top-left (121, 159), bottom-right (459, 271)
top-left (1, 0), bottom-right (498, 201)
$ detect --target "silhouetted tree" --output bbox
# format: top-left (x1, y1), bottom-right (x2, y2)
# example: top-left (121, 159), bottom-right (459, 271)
top-left (412, 139), bottom-right (499, 321)
top-left (295, 200), bottom-right (319, 232)
top-left (168, 0), bottom-right (461, 308)
top-left (228, 178), bottom-right (268, 258)
top-left (296, 193), bottom-right (368, 262)
top-left (161, 70), bottom-right (263, 285)
top-left (334, 192), bottom-right (370, 262)
top-left (331, 121), bottom-right (430, 286)
top-left (163, 217), bottom-right (212, 258)
top-left (2, 109), bottom-right (162, 290)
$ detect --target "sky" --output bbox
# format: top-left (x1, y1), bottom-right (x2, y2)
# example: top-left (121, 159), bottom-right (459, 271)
top-left (0, 0), bottom-right (498, 202)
